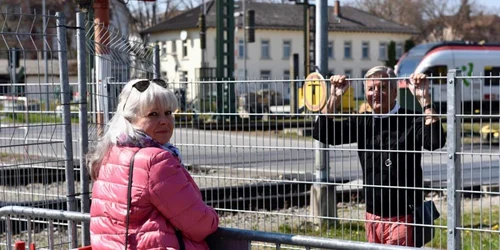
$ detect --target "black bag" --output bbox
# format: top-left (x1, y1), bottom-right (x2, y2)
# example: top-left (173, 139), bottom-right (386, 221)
top-left (413, 200), bottom-right (440, 247)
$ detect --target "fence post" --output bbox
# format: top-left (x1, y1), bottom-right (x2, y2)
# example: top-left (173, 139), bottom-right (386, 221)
top-left (56, 12), bottom-right (78, 249)
top-left (446, 69), bottom-right (462, 250)
top-left (77, 11), bottom-right (91, 246)
top-left (6, 216), bottom-right (11, 250)
top-left (153, 44), bottom-right (160, 79)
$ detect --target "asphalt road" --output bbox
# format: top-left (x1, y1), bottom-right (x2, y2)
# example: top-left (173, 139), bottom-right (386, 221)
top-left (1, 124), bottom-right (498, 187)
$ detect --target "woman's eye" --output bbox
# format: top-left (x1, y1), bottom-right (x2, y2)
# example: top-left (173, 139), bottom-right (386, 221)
top-left (148, 112), bottom-right (158, 116)
top-left (165, 111), bottom-right (172, 115)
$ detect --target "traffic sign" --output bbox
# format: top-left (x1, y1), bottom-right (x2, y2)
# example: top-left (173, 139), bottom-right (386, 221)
top-left (303, 72), bottom-right (328, 112)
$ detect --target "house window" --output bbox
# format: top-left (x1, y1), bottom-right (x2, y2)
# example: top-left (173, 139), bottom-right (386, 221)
top-left (161, 41), bottom-right (167, 56)
top-left (284, 70), bottom-right (291, 95)
top-left (396, 42), bottom-right (403, 59)
top-left (328, 69), bottom-right (335, 77)
top-left (238, 39), bottom-right (245, 59)
top-left (328, 41), bottom-right (334, 59)
top-left (344, 41), bottom-right (352, 59)
top-left (344, 69), bottom-right (352, 77)
top-left (362, 42), bottom-right (370, 59)
top-left (361, 69), bottom-right (369, 96)
top-left (171, 40), bottom-right (177, 54)
top-left (283, 41), bottom-right (291, 59)
top-left (182, 40), bottom-right (188, 57)
top-left (284, 70), bottom-right (290, 80)
top-left (261, 70), bottom-right (271, 89)
top-left (261, 40), bottom-right (270, 59)
top-left (361, 69), bottom-right (369, 78)
top-left (379, 42), bottom-right (387, 61)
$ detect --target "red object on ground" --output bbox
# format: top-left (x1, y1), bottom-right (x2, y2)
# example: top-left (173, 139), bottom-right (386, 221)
top-left (14, 241), bottom-right (26, 250)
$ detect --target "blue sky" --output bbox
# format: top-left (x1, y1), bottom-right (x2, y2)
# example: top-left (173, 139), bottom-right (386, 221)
top-left (475, 0), bottom-right (500, 8)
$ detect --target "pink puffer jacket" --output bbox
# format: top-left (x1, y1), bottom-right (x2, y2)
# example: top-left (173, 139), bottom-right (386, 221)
top-left (90, 146), bottom-right (219, 250)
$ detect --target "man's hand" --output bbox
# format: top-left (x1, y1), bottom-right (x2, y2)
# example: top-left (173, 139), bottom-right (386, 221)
top-left (408, 73), bottom-right (431, 107)
top-left (408, 73), bottom-right (438, 124)
top-left (323, 75), bottom-right (350, 114)
top-left (330, 75), bottom-right (350, 97)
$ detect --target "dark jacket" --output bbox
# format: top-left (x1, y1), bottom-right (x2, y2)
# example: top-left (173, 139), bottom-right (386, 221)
top-left (313, 108), bottom-right (446, 217)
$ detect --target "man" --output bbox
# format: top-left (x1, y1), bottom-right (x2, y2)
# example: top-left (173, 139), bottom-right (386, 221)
top-left (312, 66), bottom-right (446, 247)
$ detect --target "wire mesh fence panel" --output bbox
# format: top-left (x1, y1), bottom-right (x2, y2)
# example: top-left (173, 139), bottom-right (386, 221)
top-left (455, 74), bottom-right (500, 250)
top-left (0, 9), bottom-right (80, 248)
top-left (0, 10), bottom-right (73, 211)
top-left (162, 71), bottom-right (499, 250)
top-left (83, 18), bottom-right (156, 143)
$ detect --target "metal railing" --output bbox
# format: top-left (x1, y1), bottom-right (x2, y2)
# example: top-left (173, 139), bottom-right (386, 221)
top-left (0, 206), bottom-right (416, 250)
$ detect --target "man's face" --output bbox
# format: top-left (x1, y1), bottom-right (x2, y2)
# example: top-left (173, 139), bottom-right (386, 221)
top-left (364, 74), bottom-right (398, 114)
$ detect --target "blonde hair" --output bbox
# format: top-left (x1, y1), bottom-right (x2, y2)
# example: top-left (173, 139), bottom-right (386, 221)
top-left (86, 79), bottom-right (178, 180)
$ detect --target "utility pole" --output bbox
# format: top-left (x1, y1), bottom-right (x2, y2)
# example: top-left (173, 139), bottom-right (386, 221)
top-left (215, 0), bottom-right (235, 122)
top-left (243, 0), bottom-right (247, 81)
top-left (93, 0), bottom-right (111, 134)
top-left (309, 0), bottom-right (336, 226)
top-left (43, 0), bottom-right (49, 111)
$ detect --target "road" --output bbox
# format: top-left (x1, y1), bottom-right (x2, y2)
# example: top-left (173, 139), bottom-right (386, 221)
top-left (1, 124), bottom-right (499, 187)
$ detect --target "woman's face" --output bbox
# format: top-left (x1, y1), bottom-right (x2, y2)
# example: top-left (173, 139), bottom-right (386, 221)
top-left (132, 105), bottom-right (175, 144)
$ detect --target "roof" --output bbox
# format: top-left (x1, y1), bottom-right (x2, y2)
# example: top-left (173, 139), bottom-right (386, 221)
top-left (141, 2), bottom-right (417, 35)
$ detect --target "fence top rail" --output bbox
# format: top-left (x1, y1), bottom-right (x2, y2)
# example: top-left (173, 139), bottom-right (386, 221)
top-left (0, 206), bottom-right (89, 222)
top-left (211, 227), bottom-right (413, 250)
top-left (0, 206), bottom-right (415, 250)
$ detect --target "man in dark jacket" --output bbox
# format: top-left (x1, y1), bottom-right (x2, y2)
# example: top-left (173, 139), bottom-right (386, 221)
top-left (313, 66), bottom-right (445, 247)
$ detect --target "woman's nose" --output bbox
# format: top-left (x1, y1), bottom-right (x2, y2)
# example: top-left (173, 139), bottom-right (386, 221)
top-left (159, 115), bottom-right (169, 124)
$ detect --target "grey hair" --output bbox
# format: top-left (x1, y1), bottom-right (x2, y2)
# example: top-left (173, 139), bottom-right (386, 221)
top-left (364, 65), bottom-right (398, 89)
top-left (86, 79), bottom-right (178, 180)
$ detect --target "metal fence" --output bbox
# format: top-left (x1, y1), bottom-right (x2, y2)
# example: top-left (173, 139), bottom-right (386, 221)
top-left (1, 10), bottom-right (500, 250)
top-left (0, 9), bottom-right (79, 249)
top-left (0, 206), bottom-right (416, 250)
top-left (0, 11), bottom-right (157, 249)
top-left (165, 72), bottom-right (499, 250)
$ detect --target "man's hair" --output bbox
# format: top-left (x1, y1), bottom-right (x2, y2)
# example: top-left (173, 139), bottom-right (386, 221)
top-left (364, 66), bottom-right (398, 89)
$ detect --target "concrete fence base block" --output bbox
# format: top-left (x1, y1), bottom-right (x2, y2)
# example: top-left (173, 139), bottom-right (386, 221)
top-left (310, 184), bottom-right (337, 226)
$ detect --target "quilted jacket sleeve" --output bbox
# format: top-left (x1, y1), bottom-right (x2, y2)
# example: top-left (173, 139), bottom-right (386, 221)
top-left (147, 150), bottom-right (219, 242)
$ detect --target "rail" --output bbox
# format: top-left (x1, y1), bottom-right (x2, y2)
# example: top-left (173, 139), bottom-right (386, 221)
top-left (0, 206), bottom-right (416, 250)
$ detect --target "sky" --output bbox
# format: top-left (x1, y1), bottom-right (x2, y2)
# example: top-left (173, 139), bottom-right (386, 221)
top-left (336, 0), bottom-right (500, 10)
top-left (475, 0), bottom-right (500, 9)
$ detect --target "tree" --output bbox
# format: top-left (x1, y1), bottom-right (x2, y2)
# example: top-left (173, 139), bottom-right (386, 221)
top-left (404, 39), bottom-right (415, 52)
top-left (351, 0), bottom-right (479, 43)
top-left (385, 41), bottom-right (397, 68)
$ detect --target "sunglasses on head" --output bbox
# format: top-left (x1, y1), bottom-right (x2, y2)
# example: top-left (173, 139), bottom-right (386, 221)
top-left (123, 79), bottom-right (168, 111)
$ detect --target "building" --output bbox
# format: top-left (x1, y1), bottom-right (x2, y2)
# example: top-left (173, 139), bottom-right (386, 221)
top-left (141, 1), bottom-right (417, 101)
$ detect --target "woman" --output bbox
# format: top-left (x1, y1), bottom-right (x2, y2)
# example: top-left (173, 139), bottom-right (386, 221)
top-left (88, 79), bottom-right (219, 250)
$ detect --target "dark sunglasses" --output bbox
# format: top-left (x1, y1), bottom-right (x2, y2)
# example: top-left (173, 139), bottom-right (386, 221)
top-left (123, 79), bottom-right (168, 110)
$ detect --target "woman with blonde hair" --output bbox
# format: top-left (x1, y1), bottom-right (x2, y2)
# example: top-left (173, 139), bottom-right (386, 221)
top-left (88, 79), bottom-right (219, 250)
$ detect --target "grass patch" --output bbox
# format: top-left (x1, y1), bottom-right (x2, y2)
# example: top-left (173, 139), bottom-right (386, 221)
top-left (3, 113), bottom-right (62, 124)
top-left (273, 206), bottom-right (499, 250)
top-left (0, 152), bottom-right (27, 162)
top-left (442, 122), bottom-right (500, 135)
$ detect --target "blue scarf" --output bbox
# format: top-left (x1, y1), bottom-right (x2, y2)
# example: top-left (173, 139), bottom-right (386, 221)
top-left (116, 130), bottom-right (183, 164)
